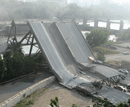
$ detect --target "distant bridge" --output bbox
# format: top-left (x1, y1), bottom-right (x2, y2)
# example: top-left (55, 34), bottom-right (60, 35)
top-left (0, 18), bottom-right (128, 36)
top-left (61, 17), bottom-right (127, 35)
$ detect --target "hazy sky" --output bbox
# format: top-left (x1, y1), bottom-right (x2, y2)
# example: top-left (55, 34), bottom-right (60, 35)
top-left (111, 0), bottom-right (130, 4)
top-left (68, 0), bottom-right (130, 4)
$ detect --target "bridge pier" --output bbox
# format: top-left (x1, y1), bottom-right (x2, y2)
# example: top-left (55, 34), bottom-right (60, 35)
top-left (83, 18), bottom-right (87, 26)
top-left (119, 20), bottom-right (124, 34)
top-left (71, 18), bottom-right (75, 23)
top-left (94, 18), bottom-right (98, 28)
top-left (7, 21), bottom-right (41, 57)
top-left (107, 19), bottom-right (110, 30)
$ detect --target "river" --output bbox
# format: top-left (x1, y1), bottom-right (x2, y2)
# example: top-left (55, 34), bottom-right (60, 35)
top-left (0, 36), bottom-right (38, 54)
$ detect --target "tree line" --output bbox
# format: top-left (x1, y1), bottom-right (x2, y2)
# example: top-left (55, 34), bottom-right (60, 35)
top-left (0, 46), bottom-right (44, 83)
top-left (0, 0), bottom-right (130, 21)
top-left (86, 28), bottom-right (111, 62)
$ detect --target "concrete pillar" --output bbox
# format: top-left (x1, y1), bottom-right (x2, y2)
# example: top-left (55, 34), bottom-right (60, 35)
top-left (71, 18), bottom-right (75, 23)
top-left (106, 19), bottom-right (110, 30)
top-left (83, 18), bottom-right (87, 26)
top-left (94, 18), bottom-right (98, 28)
top-left (119, 20), bottom-right (124, 33)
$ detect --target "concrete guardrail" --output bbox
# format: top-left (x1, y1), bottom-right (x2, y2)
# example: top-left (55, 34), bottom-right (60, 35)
top-left (0, 76), bottom-right (56, 107)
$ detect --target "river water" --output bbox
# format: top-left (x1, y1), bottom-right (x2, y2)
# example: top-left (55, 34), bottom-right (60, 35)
top-left (0, 36), bottom-right (38, 54)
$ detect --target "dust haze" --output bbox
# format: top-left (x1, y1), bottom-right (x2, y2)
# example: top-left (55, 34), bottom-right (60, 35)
top-left (0, 0), bottom-right (130, 21)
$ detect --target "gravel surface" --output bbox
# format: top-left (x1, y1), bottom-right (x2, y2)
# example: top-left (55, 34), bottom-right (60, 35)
top-left (32, 81), bottom-right (94, 107)
top-left (114, 43), bottom-right (130, 47)
top-left (105, 54), bottom-right (129, 61)
top-left (105, 43), bottom-right (130, 62)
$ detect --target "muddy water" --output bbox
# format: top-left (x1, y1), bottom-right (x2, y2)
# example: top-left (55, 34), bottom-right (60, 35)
top-left (0, 36), bottom-right (38, 54)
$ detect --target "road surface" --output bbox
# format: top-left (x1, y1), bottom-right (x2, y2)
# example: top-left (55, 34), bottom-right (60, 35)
top-left (0, 71), bottom-right (53, 103)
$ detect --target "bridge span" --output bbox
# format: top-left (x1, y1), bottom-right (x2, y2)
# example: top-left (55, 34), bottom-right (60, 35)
top-left (6, 21), bottom-right (130, 105)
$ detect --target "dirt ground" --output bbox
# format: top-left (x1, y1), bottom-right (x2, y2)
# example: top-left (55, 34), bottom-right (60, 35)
top-left (114, 43), bottom-right (130, 47)
top-left (105, 53), bottom-right (130, 62)
top-left (105, 43), bottom-right (130, 62)
top-left (31, 81), bottom-right (94, 107)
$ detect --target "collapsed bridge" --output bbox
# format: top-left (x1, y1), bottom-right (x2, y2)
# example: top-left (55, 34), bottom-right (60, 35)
top-left (6, 21), bottom-right (130, 105)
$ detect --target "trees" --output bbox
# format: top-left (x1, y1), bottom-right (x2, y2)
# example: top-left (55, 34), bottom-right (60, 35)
top-left (50, 96), bottom-right (59, 107)
top-left (3, 44), bottom-right (25, 78)
top-left (0, 56), bottom-right (5, 82)
top-left (62, 4), bottom-right (84, 18)
top-left (86, 28), bottom-right (111, 48)
top-left (72, 104), bottom-right (78, 107)
top-left (3, 51), bottom-right (14, 79)
top-left (0, 49), bottom-right (44, 83)
top-left (97, 50), bottom-right (106, 62)
top-left (49, 97), bottom-right (130, 107)
top-left (50, 96), bottom-right (78, 107)
top-left (0, 0), bottom-right (130, 21)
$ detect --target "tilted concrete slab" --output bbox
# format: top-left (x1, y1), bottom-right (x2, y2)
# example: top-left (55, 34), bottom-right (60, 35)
top-left (27, 22), bottom-right (130, 104)
top-left (89, 64), bottom-right (125, 78)
top-left (55, 22), bottom-right (125, 79)
top-left (55, 22), bottom-right (94, 65)
top-left (28, 22), bottom-right (90, 87)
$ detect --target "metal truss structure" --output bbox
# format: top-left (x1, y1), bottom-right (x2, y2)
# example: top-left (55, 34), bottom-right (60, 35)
top-left (7, 20), bottom-right (41, 57)
top-left (102, 74), bottom-right (125, 86)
